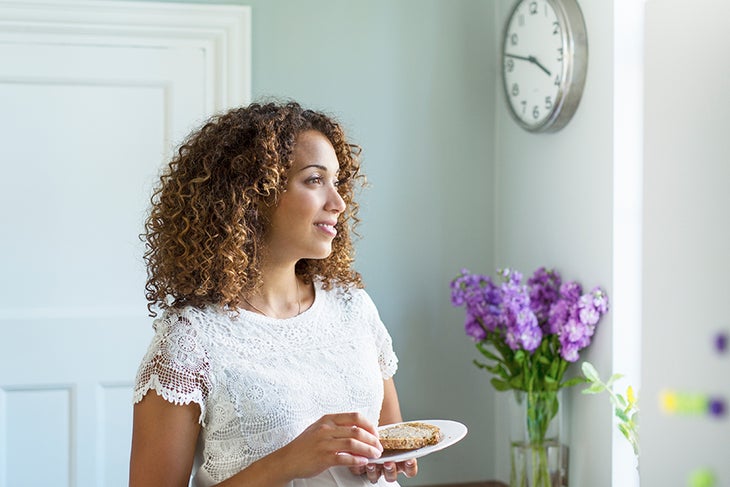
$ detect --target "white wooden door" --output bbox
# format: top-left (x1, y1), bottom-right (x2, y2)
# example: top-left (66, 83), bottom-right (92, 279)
top-left (0, 2), bottom-right (250, 486)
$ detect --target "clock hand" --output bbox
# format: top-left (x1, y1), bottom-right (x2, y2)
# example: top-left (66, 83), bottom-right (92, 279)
top-left (505, 52), bottom-right (532, 63)
top-left (529, 56), bottom-right (552, 77)
top-left (504, 52), bottom-right (552, 77)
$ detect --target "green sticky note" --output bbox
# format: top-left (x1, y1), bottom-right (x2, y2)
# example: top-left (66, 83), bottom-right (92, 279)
top-left (688, 468), bottom-right (716, 487)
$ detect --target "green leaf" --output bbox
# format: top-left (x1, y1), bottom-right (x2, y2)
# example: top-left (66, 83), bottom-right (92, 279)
top-left (537, 356), bottom-right (551, 367)
top-left (490, 378), bottom-right (513, 391)
top-left (606, 373), bottom-right (624, 386)
top-left (615, 408), bottom-right (629, 422)
top-left (476, 343), bottom-right (502, 362)
top-left (618, 423), bottom-right (631, 440)
top-left (616, 394), bottom-right (627, 408)
top-left (549, 360), bottom-right (559, 378)
top-left (561, 376), bottom-right (589, 389)
top-left (581, 361), bottom-right (600, 382)
top-left (514, 350), bottom-right (526, 364)
top-left (509, 376), bottom-right (525, 390)
top-left (473, 359), bottom-right (489, 370)
top-left (583, 382), bottom-right (606, 394)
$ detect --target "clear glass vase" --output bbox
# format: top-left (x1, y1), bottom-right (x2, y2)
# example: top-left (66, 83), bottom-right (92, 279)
top-left (509, 390), bottom-right (569, 487)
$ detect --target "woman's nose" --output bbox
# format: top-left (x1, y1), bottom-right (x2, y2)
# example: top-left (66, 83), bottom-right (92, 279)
top-left (326, 185), bottom-right (346, 213)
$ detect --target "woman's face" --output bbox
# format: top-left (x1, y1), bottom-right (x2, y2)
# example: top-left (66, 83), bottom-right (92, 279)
top-left (264, 130), bottom-right (346, 265)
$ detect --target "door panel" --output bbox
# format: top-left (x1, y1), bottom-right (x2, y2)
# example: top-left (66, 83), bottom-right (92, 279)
top-left (0, 2), bottom-right (250, 486)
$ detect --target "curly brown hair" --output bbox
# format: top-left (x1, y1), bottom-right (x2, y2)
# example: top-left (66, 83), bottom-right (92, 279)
top-left (143, 101), bottom-right (365, 315)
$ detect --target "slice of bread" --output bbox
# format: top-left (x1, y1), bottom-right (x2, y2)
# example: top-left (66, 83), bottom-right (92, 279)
top-left (379, 422), bottom-right (442, 450)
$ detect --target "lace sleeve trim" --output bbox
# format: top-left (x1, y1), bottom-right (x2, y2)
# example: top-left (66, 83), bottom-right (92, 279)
top-left (378, 338), bottom-right (399, 379)
top-left (134, 374), bottom-right (207, 426)
top-left (132, 310), bottom-right (212, 427)
top-left (354, 288), bottom-right (399, 380)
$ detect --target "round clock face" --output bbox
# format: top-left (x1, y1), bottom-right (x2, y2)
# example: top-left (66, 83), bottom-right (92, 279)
top-left (502, 0), bottom-right (587, 132)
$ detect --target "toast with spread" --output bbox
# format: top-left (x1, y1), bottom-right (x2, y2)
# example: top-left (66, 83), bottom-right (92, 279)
top-left (379, 422), bottom-right (442, 450)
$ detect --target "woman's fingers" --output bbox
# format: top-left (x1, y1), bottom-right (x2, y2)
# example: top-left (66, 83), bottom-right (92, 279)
top-left (362, 458), bottom-right (418, 483)
top-left (330, 412), bottom-right (379, 437)
top-left (348, 464), bottom-right (367, 476)
top-left (331, 437), bottom-right (381, 461)
top-left (400, 458), bottom-right (418, 478)
top-left (365, 463), bottom-right (381, 484)
top-left (363, 461), bottom-right (399, 483)
top-left (310, 414), bottom-right (383, 463)
top-left (382, 462), bottom-right (398, 482)
top-left (324, 413), bottom-right (382, 459)
top-left (279, 413), bottom-right (393, 481)
top-left (334, 425), bottom-right (382, 451)
top-left (276, 413), bottom-right (384, 480)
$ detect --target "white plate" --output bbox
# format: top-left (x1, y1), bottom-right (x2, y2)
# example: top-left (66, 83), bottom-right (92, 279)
top-left (368, 419), bottom-right (468, 464)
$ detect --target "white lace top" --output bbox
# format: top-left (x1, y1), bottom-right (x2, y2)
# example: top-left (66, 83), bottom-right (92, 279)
top-left (133, 281), bottom-right (399, 487)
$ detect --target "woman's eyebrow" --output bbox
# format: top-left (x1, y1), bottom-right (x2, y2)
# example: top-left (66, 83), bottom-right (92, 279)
top-left (298, 164), bottom-right (329, 173)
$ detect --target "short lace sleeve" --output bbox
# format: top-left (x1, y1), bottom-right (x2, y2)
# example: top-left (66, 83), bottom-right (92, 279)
top-left (358, 290), bottom-right (398, 379)
top-left (133, 309), bottom-right (212, 424)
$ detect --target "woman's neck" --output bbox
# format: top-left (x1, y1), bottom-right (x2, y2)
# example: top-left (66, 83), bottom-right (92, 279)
top-left (242, 265), bottom-right (312, 319)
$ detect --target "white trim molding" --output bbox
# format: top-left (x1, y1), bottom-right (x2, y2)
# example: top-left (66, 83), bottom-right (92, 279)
top-left (0, 0), bottom-right (252, 111)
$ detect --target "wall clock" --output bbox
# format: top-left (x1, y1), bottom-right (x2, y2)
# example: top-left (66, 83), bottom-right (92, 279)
top-left (501, 0), bottom-right (588, 133)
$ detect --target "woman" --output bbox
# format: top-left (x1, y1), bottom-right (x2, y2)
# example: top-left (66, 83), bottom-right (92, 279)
top-left (129, 101), bottom-right (417, 486)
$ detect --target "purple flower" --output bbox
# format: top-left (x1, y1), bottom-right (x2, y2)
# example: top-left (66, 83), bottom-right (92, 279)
top-left (555, 287), bottom-right (609, 362)
top-left (547, 300), bottom-right (569, 335)
top-left (560, 341), bottom-right (581, 362)
top-left (499, 269), bottom-right (542, 352)
top-left (451, 269), bottom-right (503, 339)
top-left (591, 287), bottom-right (609, 314)
top-left (578, 295), bottom-right (601, 326)
top-left (528, 267), bottom-right (562, 326)
top-left (559, 281), bottom-right (583, 302)
top-left (451, 266), bottom-right (609, 366)
top-left (464, 313), bottom-right (487, 341)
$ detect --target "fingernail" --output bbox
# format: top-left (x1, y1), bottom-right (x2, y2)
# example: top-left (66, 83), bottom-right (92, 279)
top-left (366, 465), bottom-right (376, 472)
top-left (384, 465), bottom-right (394, 472)
top-left (405, 460), bottom-right (415, 467)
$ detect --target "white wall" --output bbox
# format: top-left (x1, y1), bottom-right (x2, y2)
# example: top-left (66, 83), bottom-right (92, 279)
top-left (641, 0), bottom-right (730, 484)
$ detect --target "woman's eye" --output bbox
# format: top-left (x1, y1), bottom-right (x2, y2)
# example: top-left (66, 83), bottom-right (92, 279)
top-left (306, 176), bottom-right (323, 185)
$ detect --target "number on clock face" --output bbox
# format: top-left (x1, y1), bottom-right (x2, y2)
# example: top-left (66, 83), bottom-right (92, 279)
top-left (503, 0), bottom-right (566, 129)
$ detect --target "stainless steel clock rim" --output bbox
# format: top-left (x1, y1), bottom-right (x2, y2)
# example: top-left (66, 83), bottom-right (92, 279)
top-left (501, 0), bottom-right (588, 133)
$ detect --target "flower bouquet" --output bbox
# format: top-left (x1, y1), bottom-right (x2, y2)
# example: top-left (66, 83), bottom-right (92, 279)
top-left (450, 267), bottom-right (609, 487)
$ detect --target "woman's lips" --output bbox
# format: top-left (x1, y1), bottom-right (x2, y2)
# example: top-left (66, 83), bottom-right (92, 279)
top-left (315, 222), bottom-right (337, 237)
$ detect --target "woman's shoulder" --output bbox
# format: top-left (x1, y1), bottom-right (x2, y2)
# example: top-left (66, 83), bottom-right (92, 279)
top-left (316, 279), bottom-right (378, 318)
top-left (151, 304), bottom-right (233, 338)
top-left (317, 279), bottom-right (368, 301)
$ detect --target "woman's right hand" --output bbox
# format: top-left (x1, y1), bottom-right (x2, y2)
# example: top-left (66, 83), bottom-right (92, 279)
top-left (271, 412), bottom-right (384, 481)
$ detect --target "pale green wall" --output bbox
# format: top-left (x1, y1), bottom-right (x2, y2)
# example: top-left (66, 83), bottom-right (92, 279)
top-left (251, 3), bottom-right (500, 484)
top-left (492, 1), bottom-right (615, 486)
top-left (137, 0), bottom-right (500, 484)
top-left (246, 3), bottom-right (499, 484)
